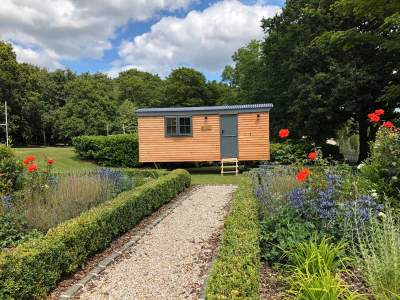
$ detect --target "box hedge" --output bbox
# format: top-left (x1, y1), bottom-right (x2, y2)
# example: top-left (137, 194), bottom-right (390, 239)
top-left (121, 168), bottom-right (168, 179)
top-left (0, 169), bottom-right (190, 299)
top-left (72, 134), bottom-right (139, 167)
top-left (205, 177), bottom-right (261, 299)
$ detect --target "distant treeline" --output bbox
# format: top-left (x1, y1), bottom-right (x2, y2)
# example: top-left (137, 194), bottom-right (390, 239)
top-left (0, 41), bottom-right (239, 146)
top-left (1, 0), bottom-right (399, 162)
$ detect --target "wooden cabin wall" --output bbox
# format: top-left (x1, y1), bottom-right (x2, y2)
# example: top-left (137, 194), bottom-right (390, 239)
top-left (138, 112), bottom-right (270, 162)
top-left (238, 112), bottom-right (270, 161)
top-left (138, 115), bottom-right (220, 162)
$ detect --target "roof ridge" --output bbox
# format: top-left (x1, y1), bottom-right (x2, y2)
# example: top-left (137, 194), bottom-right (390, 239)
top-left (136, 103), bottom-right (273, 115)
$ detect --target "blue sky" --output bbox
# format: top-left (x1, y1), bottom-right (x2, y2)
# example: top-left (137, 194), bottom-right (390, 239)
top-left (0, 0), bottom-right (284, 80)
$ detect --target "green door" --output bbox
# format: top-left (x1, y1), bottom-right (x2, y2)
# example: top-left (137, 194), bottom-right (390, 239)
top-left (220, 115), bottom-right (238, 158)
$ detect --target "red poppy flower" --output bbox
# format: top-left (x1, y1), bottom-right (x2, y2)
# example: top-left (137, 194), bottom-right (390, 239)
top-left (23, 155), bottom-right (36, 165)
top-left (27, 164), bottom-right (38, 173)
top-left (368, 113), bottom-right (380, 123)
top-left (296, 168), bottom-right (311, 183)
top-left (47, 159), bottom-right (55, 165)
top-left (374, 109), bottom-right (385, 116)
top-left (308, 152), bottom-right (317, 161)
top-left (279, 128), bottom-right (290, 139)
top-left (383, 121), bottom-right (394, 128)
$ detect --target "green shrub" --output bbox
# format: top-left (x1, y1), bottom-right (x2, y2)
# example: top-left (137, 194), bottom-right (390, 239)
top-left (0, 145), bottom-right (14, 160)
top-left (0, 145), bottom-right (23, 196)
top-left (259, 207), bottom-right (317, 265)
top-left (287, 238), bottom-right (347, 275)
top-left (355, 210), bottom-right (400, 299)
top-left (121, 168), bottom-right (168, 178)
top-left (360, 127), bottom-right (400, 207)
top-left (206, 177), bottom-right (260, 299)
top-left (270, 142), bottom-right (343, 165)
top-left (72, 134), bottom-right (139, 167)
top-left (0, 213), bottom-right (43, 249)
top-left (270, 142), bottom-right (309, 164)
top-left (287, 266), bottom-right (362, 300)
top-left (286, 239), bottom-right (361, 300)
top-left (0, 169), bottom-right (190, 299)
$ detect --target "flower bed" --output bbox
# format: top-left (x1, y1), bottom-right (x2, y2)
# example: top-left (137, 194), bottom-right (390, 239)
top-left (0, 150), bottom-right (168, 250)
top-left (0, 169), bottom-right (190, 299)
top-left (205, 177), bottom-right (260, 299)
top-left (250, 109), bottom-right (400, 299)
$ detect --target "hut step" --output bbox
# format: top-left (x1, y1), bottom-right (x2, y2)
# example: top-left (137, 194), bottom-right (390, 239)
top-left (221, 158), bottom-right (238, 176)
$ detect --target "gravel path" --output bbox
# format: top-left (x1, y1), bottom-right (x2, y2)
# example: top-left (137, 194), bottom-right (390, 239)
top-left (75, 185), bottom-right (236, 300)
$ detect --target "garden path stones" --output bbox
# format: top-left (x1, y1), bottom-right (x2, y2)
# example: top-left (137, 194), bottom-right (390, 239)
top-left (73, 185), bottom-right (236, 300)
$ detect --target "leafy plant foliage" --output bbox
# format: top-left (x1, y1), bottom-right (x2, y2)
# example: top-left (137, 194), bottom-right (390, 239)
top-left (73, 134), bottom-right (139, 167)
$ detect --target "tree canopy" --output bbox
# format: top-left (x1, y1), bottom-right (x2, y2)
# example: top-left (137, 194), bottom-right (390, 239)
top-left (0, 41), bottom-right (233, 145)
top-left (1, 0), bottom-right (398, 158)
top-left (224, 0), bottom-right (400, 161)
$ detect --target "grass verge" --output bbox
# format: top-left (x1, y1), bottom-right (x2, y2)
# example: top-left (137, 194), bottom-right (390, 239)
top-left (205, 176), bottom-right (260, 299)
top-left (190, 173), bottom-right (243, 185)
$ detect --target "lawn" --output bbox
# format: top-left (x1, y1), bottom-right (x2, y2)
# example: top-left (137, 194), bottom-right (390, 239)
top-left (14, 147), bottom-right (96, 172)
top-left (190, 173), bottom-right (243, 185)
top-left (14, 146), bottom-right (243, 184)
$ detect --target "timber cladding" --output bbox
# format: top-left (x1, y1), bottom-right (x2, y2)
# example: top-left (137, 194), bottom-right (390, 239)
top-left (238, 112), bottom-right (270, 161)
top-left (138, 115), bottom-right (221, 162)
top-left (138, 112), bottom-right (270, 162)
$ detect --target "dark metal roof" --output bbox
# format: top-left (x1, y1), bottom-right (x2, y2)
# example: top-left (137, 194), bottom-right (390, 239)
top-left (135, 103), bottom-right (273, 116)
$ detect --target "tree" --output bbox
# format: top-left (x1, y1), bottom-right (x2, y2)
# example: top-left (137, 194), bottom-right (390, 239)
top-left (0, 42), bottom-right (238, 145)
top-left (258, 0), bottom-right (338, 141)
top-left (238, 0), bottom-right (400, 161)
top-left (310, 0), bottom-right (400, 160)
top-left (206, 81), bottom-right (239, 105)
top-left (163, 67), bottom-right (214, 107)
top-left (40, 69), bottom-right (76, 144)
top-left (55, 73), bottom-right (118, 141)
top-left (0, 41), bottom-right (22, 144)
top-left (117, 100), bottom-right (137, 133)
top-left (221, 40), bottom-right (265, 103)
top-left (116, 69), bottom-right (163, 108)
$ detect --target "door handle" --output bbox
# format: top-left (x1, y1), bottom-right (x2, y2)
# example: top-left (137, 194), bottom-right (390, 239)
top-left (221, 130), bottom-right (224, 134)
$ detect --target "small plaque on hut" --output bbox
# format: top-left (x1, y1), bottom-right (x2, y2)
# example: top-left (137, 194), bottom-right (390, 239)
top-left (201, 125), bottom-right (212, 131)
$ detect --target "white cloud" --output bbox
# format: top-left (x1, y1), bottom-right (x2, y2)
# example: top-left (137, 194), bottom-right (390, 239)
top-left (13, 44), bottom-right (64, 70)
top-left (0, 0), bottom-right (195, 69)
top-left (111, 0), bottom-right (281, 76)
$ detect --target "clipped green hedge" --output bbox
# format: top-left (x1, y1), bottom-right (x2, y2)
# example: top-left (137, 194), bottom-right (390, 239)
top-left (72, 134), bottom-right (139, 167)
top-left (206, 177), bottom-right (261, 299)
top-left (0, 169), bottom-right (191, 299)
top-left (122, 168), bottom-right (168, 179)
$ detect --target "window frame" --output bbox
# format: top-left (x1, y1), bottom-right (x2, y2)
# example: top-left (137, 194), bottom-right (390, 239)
top-left (164, 116), bottom-right (193, 137)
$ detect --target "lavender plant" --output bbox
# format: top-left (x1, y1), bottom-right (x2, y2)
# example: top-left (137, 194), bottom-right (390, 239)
top-left (12, 168), bottom-right (135, 232)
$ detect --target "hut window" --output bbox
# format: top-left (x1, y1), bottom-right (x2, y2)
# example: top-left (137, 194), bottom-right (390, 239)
top-left (165, 116), bottom-right (192, 137)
